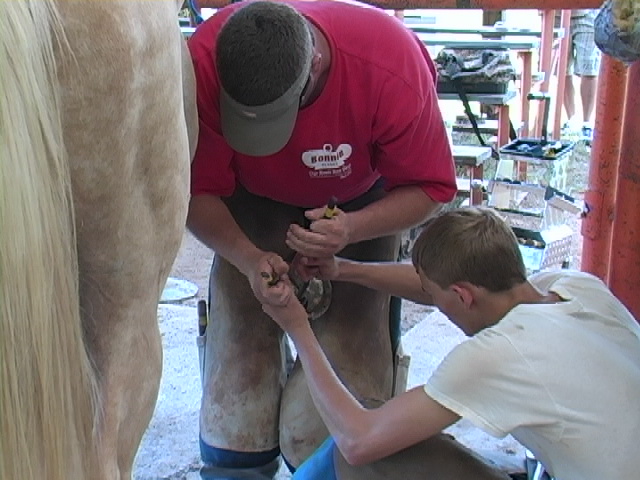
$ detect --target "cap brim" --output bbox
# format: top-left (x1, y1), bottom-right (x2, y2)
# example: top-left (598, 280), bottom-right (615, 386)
top-left (220, 93), bottom-right (299, 157)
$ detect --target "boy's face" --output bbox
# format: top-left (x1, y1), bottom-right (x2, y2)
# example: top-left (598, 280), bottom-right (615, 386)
top-left (418, 270), bottom-right (476, 336)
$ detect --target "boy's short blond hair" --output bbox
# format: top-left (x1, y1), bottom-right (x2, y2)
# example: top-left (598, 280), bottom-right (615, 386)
top-left (411, 207), bottom-right (527, 292)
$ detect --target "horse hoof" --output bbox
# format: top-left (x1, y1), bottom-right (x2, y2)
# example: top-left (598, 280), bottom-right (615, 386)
top-left (297, 278), bottom-right (332, 320)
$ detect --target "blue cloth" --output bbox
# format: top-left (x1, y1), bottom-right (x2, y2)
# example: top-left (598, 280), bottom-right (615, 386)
top-left (292, 437), bottom-right (338, 480)
top-left (187, 0), bottom-right (204, 25)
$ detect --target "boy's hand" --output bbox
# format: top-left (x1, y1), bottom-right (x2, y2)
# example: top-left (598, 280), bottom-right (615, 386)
top-left (291, 254), bottom-right (340, 282)
top-left (261, 279), bottom-right (310, 333)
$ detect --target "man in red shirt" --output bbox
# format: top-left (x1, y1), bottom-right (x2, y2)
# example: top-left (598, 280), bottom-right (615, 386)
top-left (187, 1), bottom-right (456, 477)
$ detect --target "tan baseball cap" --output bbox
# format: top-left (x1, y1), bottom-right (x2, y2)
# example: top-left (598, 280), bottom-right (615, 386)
top-left (220, 51), bottom-right (311, 157)
top-left (218, 2), bottom-right (313, 157)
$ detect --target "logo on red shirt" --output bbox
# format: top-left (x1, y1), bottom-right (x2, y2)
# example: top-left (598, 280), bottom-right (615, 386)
top-left (302, 144), bottom-right (353, 180)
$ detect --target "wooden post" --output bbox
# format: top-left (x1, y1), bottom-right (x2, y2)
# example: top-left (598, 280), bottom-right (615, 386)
top-left (608, 61), bottom-right (640, 320)
top-left (534, 10), bottom-right (556, 137)
top-left (581, 56), bottom-right (627, 284)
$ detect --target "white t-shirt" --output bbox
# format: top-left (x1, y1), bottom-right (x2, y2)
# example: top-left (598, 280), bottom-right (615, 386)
top-left (424, 271), bottom-right (640, 480)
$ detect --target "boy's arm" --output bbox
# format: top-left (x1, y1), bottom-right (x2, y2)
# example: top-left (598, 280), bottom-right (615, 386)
top-left (335, 258), bottom-right (433, 305)
top-left (262, 291), bottom-right (458, 466)
top-left (296, 256), bottom-right (433, 305)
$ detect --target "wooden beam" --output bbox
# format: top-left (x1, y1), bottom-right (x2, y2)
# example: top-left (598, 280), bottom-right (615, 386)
top-left (196, 0), bottom-right (602, 9)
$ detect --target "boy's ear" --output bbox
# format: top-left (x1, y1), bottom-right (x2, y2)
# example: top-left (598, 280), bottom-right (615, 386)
top-left (450, 283), bottom-right (474, 309)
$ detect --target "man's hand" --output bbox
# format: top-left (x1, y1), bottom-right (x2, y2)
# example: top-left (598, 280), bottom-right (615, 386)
top-left (250, 252), bottom-right (291, 306)
top-left (286, 205), bottom-right (351, 257)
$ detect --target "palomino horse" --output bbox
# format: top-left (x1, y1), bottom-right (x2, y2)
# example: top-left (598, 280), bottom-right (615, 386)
top-left (0, 1), bottom-right (196, 479)
top-left (0, 2), bottom-right (512, 479)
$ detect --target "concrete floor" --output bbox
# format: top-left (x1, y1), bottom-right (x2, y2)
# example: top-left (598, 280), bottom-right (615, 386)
top-left (133, 305), bottom-right (525, 479)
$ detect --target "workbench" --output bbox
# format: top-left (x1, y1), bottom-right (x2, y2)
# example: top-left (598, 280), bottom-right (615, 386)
top-left (407, 23), bottom-right (563, 38)
top-left (452, 145), bottom-right (492, 205)
top-left (439, 90), bottom-right (517, 151)
top-left (413, 30), bottom-right (539, 139)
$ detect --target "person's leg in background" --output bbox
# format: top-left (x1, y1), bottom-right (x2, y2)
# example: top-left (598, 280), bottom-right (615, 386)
top-left (579, 74), bottom-right (598, 127)
top-left (561, 12), bottom-right (578, 131)
top-left (572, 9), bottom-right (602, 141)
top-left (563, 70), bottom-right (576, 128)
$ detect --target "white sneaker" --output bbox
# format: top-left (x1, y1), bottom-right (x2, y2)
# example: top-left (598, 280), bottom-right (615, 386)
top-left (581, 124), bottom-right (594, 143)
top-left (562, 118), bottom-right (581, 133)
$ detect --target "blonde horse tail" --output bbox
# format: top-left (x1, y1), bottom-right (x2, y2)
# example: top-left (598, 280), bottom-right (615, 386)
top-left (0, 2), bottom-right (99, 479)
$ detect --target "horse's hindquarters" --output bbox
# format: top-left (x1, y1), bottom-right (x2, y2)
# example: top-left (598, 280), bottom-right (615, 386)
top-left (55, 1), bottom-right (192, 478)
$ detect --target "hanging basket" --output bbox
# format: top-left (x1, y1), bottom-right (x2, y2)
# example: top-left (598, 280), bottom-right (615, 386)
top-left (594, 0), bottom-right (640, 64)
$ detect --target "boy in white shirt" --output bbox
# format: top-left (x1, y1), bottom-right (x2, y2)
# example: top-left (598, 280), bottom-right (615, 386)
top-left (262, 207), bottom-right (640, 480)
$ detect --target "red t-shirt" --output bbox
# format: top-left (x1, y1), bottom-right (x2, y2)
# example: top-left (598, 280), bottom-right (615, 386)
top-left (188, 1), bottom-right (456, 208)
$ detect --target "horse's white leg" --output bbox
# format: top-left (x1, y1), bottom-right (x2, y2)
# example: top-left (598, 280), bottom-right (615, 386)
top-left (279, 234), bottom-right (398, 467)
top-left (200, 189), bottom-right (302, 474)
top-left (78, 293), bottom-right (165, 479)
top-left (181, 38), bottom-right (199, 161)
top-left (56, 2), bottom-right (191, 478)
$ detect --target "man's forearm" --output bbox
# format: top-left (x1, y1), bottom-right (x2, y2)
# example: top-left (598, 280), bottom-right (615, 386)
top-left (345, 186), bottom-right (440, 244)
top-left (336, 259), bottom-right (433, 305)
top-left (186, 194), bottom-right (263, 276)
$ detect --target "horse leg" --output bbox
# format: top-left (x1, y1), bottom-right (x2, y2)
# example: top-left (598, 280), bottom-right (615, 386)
top-left (333, 433), bottom-right (512, 480)
top-left (78, 291), bottom-right (165, 479)
top-left (199, 189), bottom-right (303, 475)
top-left (55, 1), bottom-right (192, 477)
top-left (280, 233), bottom-right (399, 467)
top-left (74, 152), bottom-right (189, 480)
top-left (181, 37), bottom-right (199, 160)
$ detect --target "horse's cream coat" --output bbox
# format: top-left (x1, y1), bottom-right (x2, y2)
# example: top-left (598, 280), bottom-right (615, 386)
top-left (0, 2), bottom-right (512, 478)
top-left (1, 1), bottom-right (195, 479)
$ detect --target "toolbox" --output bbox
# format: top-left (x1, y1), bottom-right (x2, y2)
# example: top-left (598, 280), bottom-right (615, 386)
top-left (499, 92), bottom-right (575, 188)
top-left (488, 179), bottom-right (582, 273)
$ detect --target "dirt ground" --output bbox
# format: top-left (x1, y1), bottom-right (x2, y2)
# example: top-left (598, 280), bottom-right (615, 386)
top-left (169, 230), bottom-right (214, 309)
